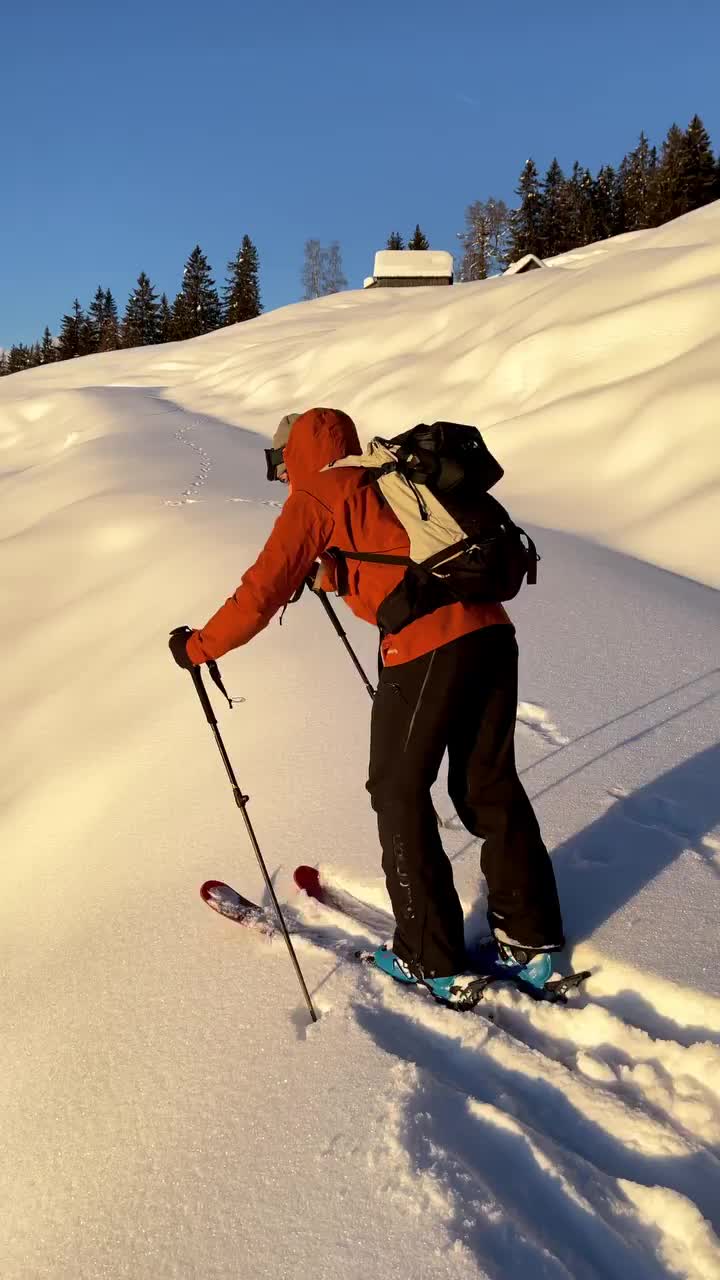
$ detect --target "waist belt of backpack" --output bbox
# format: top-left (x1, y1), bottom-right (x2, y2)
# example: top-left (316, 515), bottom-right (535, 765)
top-left (421, 529), bottom-right (538, 583)
top-left (328, 525), bottom-right (539, 594)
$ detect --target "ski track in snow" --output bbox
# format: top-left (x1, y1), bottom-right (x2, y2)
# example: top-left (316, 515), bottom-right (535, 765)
top-left (151, 412), bottom-right (719, 1275)
top-left (263, 881), bottom-right (720, 1280)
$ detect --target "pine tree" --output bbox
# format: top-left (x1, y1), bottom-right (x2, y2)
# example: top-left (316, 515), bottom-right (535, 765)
top-left (620, 133), bottom-right (657, 231)
top-left (99, 290), bottom-right (120, 351)
top-left (679, 115), bottom-right (717, 213)
top-left (507, 158), bottom-right (544, 262)
top-left (539, 158), bottom-right (570, 256)
top-left (123, 272), bottom-right (161, 347)
top-left (88, 286), bottom-right (107, 352)
top-left (0, 350), bottom-right (9, 377)
top-left (591, 165), bottom-right (618, 240)
top-left (40, 327), bottom-right (55, 364)
top-left (565, 163), bottom-right (598, 247)
top-left (459, 199), bottom-right (509, 280)
top-left (8, 344), bottom-right (32, 373)
top-left (224, 235), bottom-right (262, 324)
top-left (172, 246), bottom-right (221, 340)
top-left (386, 232), bottom-right (405, 249)
top-left (408, 224), bottom-right (430, 249)
top-left (158, 294), bottom-right (173, 343)
top-left (654, 123), bottom-right (686, 224)
top-left (28, 343), bottom-right (42, 368)
top-left (57, 300), bottom-right (88, 361)
top-left (302, 239), bottom-right (324, 299)
top-left (321, 242), bottom-right (347, 294)
top-left (79, 305), bottom-right (95, 357)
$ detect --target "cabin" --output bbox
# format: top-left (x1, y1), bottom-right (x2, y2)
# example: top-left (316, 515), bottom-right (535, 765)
top-left (503, 253), bottom-right (547, 276)
top-left (363, 249), bottom-right (454, 289)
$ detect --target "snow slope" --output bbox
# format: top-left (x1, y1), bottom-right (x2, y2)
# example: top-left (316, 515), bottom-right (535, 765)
top-left (1, 205), bottom-right (719, 1279)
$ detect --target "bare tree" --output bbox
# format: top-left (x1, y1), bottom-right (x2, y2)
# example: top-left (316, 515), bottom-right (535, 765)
top-left (302, 239), bottom-right (324, 299)
top-left (302, 239), bottom-right (347, 298)
top-left (458, 199), bottom-right (510, 280)
top-left (321, 242), bottom-right (347, 294)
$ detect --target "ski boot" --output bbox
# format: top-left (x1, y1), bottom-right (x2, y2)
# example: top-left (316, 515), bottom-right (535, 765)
top-left (494, 941), bottom-right (553, 990)
top-left (469, 936), bottom-right (590, 1001)
top-left (371, 946), bottom-right (492, 1010)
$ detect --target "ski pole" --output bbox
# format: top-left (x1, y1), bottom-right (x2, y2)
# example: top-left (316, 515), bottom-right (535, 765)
top-left (313, 590), bottom-right (376, 700)
top-left (189, 662), bottom-right (318, 1024)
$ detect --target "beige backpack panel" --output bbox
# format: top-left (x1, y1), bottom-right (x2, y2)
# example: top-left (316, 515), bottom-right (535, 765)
top-left (327, 440), bottom-right (465, 564)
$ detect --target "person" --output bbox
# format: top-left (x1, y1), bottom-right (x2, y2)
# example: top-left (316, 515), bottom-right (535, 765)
top-left (170, 407), bottom-right (564, 1005)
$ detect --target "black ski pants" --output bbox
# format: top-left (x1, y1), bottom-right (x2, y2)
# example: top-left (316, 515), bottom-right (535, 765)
top-left (367, 624), bottom-right (564, 977)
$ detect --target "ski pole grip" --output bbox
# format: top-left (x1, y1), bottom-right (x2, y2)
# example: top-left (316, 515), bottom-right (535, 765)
top-left (191, 665), bottom-right (218, 726)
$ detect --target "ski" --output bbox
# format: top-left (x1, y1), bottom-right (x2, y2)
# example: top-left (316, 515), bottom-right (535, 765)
top-left (200, 879), bottom-right (275, 933)
top-left (292, 864), bottom-right (396, 937)
top-left (200, 872), bottom-right (591, 1007)
top-left (293, 865), bottom-right (591, 1004)
top-left (199, 878), bottom-right (376, 954)
top-left (201, 876), bottom-right (491, 1010)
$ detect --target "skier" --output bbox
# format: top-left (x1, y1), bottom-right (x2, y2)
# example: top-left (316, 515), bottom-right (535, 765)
top-left (170, 407), bottom-right (565, 1004)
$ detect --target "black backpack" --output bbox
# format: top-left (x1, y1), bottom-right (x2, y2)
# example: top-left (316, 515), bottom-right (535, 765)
top-left (329, 421), bottom-right (539, 635)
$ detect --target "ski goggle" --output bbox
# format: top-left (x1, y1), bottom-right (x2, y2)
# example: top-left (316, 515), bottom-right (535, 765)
top-left (264, 446), bottom-right (287, 482)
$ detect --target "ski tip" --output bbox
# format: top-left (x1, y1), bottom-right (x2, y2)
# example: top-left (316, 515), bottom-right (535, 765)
top-left (200, 879), bottom-right (228, 903)
top-left (293, 865), bottom-right (323, 899)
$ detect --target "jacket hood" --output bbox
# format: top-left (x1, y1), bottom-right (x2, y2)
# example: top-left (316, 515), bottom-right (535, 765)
top-left (283, 407), bottom-right (361, 489)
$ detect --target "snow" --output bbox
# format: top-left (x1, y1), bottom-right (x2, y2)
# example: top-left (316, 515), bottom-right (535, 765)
top-left (1, 203), bottom-right (719, 1279)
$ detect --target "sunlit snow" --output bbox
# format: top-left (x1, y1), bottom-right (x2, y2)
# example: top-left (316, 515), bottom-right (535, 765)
top-left (1, 204), bottom-right (719, 1280)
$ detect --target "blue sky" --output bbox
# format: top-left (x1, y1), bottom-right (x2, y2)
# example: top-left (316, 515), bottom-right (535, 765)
top-left (2, 0), bottom-right (719, 347)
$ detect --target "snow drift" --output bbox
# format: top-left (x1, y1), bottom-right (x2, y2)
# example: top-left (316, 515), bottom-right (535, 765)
top-left (3, 200), bottom-right (719, 587)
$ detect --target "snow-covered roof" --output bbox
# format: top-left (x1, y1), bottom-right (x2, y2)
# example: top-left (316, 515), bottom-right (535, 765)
top-left (372, 249), bottom-right (453, 280)
top-left (503, 253), bottom-right (547, 275)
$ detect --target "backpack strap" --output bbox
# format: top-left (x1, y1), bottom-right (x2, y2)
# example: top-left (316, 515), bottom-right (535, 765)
top-left (326, 547), bottom-right (412, 596)
top-left (519, 529), bottom-right (539, 584)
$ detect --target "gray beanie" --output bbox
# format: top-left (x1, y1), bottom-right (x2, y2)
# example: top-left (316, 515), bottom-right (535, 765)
top-left (272, 412), bottom-right (302, 452)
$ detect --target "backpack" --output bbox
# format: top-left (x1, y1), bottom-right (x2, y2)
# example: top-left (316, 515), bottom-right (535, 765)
top-left (326, 421), bottom-right (539, 635)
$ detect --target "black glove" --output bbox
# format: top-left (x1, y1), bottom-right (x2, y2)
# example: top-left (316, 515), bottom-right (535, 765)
top-left (169, 625), bottom-right (195, 670)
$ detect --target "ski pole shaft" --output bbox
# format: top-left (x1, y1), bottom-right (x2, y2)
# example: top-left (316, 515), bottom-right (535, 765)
top-left (189, 666), bottom-right (318, 1023)
top-left (314, 591), bottom-right (375, 700)
top-left (311, 595), bottom-right (446, 828)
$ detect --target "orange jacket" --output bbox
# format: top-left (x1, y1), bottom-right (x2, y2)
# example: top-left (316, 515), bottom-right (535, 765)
top-left (187, 408), bottom-right (510, 668)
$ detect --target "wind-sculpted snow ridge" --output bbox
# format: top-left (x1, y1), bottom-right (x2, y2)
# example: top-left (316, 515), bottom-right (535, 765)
top-left (2, 202), bottom-right (719, 585)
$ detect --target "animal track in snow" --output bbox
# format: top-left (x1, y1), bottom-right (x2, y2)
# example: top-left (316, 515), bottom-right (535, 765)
top-left (164, 423), bottom-right (212, 504)
top-left (162, 423), bottom-right (283, 508)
